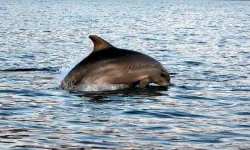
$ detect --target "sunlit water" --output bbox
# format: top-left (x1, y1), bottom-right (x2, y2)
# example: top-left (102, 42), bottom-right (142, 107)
top-left (1, 0), bottom-right (250, 149)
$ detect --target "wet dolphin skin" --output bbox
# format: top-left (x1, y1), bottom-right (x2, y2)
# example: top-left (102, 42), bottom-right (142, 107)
top-left (60, 35), bottom-right (171, 90)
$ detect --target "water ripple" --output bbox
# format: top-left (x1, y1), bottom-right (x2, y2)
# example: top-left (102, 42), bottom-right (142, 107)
top-left (1, 0), bottom-right (250, 149)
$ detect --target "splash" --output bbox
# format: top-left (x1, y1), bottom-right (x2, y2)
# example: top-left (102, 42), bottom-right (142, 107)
top-left (77, 84), bottom-right (130, 92)
top-left (55, 47), bottom-right (91, 89)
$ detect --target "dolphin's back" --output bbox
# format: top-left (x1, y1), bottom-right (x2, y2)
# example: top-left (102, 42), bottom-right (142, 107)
top-left (85, 48), bottom-right (160, 66)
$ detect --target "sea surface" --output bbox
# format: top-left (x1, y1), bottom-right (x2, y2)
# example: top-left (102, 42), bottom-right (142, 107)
top-left (1, 0), bottom-right (250, 149)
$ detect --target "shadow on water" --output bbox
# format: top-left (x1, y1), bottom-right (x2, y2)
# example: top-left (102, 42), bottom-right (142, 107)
top-left (70, 86), bottom-right (169, 103)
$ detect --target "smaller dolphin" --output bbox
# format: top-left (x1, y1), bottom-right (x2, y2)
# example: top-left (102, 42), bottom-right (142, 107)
top-left (60, 35), bottom-right (171, 90)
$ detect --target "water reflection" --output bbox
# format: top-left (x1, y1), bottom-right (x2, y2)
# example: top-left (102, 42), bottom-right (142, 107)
top-left (71, 86), bottom-right (169, 103)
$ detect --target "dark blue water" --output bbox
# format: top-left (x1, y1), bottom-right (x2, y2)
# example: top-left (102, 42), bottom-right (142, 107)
top-left (1, 0), bottom-right (250, 149)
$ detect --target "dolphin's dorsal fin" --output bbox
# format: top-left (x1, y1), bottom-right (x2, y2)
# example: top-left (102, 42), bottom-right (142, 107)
top-left (89, 35), bottom-right (114, 51)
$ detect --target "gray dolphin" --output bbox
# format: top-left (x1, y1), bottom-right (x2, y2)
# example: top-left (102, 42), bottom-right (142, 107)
top-left (60, 35), bottom-right (171, 90)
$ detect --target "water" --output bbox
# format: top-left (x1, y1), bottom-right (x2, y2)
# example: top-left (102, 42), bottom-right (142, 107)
top-left (1, 0), bottom-right (250, 149)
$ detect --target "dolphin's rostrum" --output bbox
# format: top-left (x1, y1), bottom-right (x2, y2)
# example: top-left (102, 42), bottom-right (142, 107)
top-left (60, 35), bottom-right (171, 90)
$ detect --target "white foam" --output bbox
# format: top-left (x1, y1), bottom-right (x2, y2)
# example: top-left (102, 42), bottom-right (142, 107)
top-left (77, 84), bottom-right (130, 92)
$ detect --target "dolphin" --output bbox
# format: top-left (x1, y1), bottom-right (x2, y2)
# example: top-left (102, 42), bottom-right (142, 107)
top-left (60, 35), bottom-right (171, 90)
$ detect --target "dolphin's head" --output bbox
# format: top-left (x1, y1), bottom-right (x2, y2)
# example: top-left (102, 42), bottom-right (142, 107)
top-left (151, 67), bottom-right (172, 87)
top-left (159, 69), bottom-right (171, 86)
